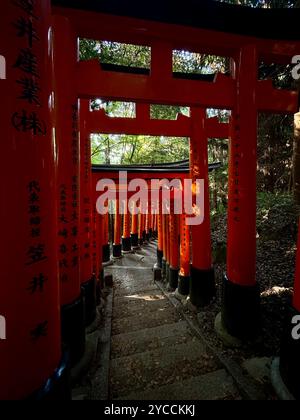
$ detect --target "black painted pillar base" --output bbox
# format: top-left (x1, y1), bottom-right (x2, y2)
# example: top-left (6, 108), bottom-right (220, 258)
top-left (29, 352), bottom-right (71, 400)
top-left (61, 293), bottom-right (86, 367)
top-left (221, 273), bottom-right (261, 340)
top-left (190, 265), bottom-right (216, 308)
top-left (162, 258), bottom-right (167, 279)
top-left (122, 237), bottom-right (131, 252)
top-left (169, 267), bottom-right (179, 290)
top-left (81, 276), bottom-right (97, 327)
top-left (166, 263), bottom-right (170, 285)
top-left (131, 233), bottom-right (139, 248)
top-left (122, 236), bottom-right (132, 253)
top-left (153, 230), bottom-right (158, 239)
top-left (278, 305), bottom-right (300, 399)
top-left (139, 237), bottom-right (144, 246)
top-left (157, 249), bottom-right (163, 269)
top-left (178, 275), bottom-right (190, 296)
top-left (149, 228), bottom-right (153, 239)
top-left (113, 244), bottom-right (122, 258)
top-left (102, 243), bottom-right (111, 263)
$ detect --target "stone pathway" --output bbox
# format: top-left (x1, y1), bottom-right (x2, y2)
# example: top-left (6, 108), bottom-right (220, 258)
top-left (106, 241), bottom-right (241, 400)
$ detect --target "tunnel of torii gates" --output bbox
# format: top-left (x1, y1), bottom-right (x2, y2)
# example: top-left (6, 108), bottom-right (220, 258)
top-left (1, 0), bottom-right (300, 401)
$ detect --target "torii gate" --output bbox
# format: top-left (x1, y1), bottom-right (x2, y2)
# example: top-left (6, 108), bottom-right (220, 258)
top-left (48, 8), bottom-right (300, 399)
top-left (83, 102), bottom-right (228, 296)
top-left (1, 0), bottom-right (300, 401)
top-left (52, 6), bottom-right (297, 337)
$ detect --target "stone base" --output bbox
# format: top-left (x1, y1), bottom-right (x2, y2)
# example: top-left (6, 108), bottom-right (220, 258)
top-left (81, 276), bottom-right (97, 327)
top-left (61, 293), bottom-right (86, 366)
top-left (214, 312), bottom-right (243, 348)
top-left (174, 289), bottom-right (189, 302)
top-left (190, 265), bottom-right (216, 307)
top-left (271, 358), bottom-right (295, 400)
top-left (102, 260), bottom-right (114, 268)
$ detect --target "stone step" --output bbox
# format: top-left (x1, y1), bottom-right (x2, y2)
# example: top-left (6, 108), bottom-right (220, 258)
top-left (112, 306), bottom-right (182, 335)
top-left (113, 295), bottom-right (170, 320)
top-left (110, 341), bottom-right (220, 398)
top-left (114, 284), bottom-right (158, 298)
top-left (111, 321), bottom-right (192, 358)
top-left (109, 267), bottom-right (157, 297)
top-left (113, 290), bottom-right (165, 310)
top-left (118, 369), bottom-right (240, 401)
top-left (111, 250), bottom-right (157, 268)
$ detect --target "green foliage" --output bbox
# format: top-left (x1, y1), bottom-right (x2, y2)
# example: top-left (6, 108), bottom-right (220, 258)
top-left (80, 12), bottom-right (296, 200)
top-left (256, 192), bottom-right (298, 239)
top-left (173, 50), bottom-right (227, 74)
top-left (91, 134), bottom-right (189, 165)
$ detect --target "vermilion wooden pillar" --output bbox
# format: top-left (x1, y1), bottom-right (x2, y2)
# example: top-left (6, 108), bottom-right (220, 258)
top-left (165, 214), bottom-right (171, 285)
top-left (162, 214), bottom-right (168, 279)
top-left (95, 211), bottom-right (103, 305)
top-left (153, 212), bottom-right (158, 238)
top-left (122, 200), bottom-right (132, 253)
top-left (178, 213), bottom-right (191, 296)
top-left (189, 108), bottom-right (215, 307)
top-left (0, 1), bottom-right (68, 399)
top-left (221, 46), bottom-right (261, 340)
top-left (277, 218), bottom-right (300, 399)
top-left (79, 100), bottom-right (96, 326)
top-left (52, 16), bottom-right (85, 363)
top-left (113, 198), bottom-right (122, 258)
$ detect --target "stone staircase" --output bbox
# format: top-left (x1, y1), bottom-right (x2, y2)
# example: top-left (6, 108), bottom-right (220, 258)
top-left (107, 242), bottom-right (241, 400)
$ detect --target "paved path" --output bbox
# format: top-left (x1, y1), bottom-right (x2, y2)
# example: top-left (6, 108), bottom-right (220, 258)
top-left (106, 241), bottom-right (241, 400)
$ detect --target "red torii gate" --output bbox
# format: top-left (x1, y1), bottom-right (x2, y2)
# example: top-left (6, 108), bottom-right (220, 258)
top-left (1, 0), bottom-right (300, 400)
top-left (67, 23), bottom-right (298, 337)
top-left (48, 9), bottom-right (300, 399)
top-left (85, 103), bottom-right (228, 296)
